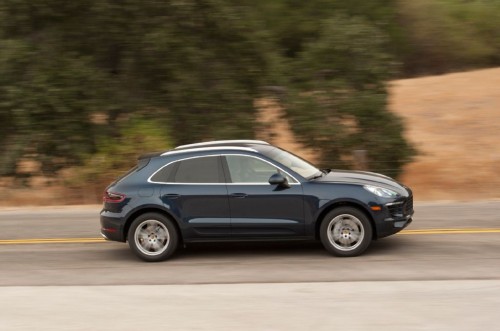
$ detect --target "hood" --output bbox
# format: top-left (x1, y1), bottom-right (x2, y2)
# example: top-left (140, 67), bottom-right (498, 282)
top-left (313, 170), bottom-right (409, 196)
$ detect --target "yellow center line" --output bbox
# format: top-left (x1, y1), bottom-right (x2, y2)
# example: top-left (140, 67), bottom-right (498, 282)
top-left (0, 238), bottom-right (106, 245)
top-left (399, 228), bottom-right (500, 235)
top-left (0, 228), bottom-right (499, 245)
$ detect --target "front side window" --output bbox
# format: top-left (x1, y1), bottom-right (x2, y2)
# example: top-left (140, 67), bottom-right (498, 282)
top-left (225, 155), bottom-right (297, 184)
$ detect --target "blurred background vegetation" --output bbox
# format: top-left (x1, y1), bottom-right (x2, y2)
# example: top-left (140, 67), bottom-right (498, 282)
top-left (0, 0), bottom-right (499, 202)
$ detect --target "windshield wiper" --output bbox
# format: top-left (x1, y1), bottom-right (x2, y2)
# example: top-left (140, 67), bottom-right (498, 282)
top-left (309, 171), bottom-right (325, 180)
top-left (309, 169), bottom-right (331, 180)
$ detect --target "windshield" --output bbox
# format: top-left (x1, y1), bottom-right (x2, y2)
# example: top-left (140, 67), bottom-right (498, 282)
top-left (264, 148), bottom-right (320, 179)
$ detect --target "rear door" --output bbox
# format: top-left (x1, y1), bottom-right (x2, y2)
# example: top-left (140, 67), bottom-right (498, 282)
top-left (153, 155), bottom-right (231, 240)
top-left (223, 154), bottom-right (305, 238)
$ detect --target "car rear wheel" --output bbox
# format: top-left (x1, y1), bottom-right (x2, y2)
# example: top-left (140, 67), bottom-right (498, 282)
top-left (320, 207), bottom-right (372, 257)
top-left (127, 213), bottom-right (179, 262)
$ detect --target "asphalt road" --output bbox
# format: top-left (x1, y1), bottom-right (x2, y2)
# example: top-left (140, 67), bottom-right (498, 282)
top-left (1, 201), bottom-right (499, 330)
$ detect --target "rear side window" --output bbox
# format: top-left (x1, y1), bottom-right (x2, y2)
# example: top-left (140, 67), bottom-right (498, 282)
top-left (151, 156), bottom-right (224, 183)
top-left (174, 156), bottom-right (224, 183)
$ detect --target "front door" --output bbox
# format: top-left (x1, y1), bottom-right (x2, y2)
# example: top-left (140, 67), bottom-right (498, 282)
top-left (223, 154), bottom-right (305, 237)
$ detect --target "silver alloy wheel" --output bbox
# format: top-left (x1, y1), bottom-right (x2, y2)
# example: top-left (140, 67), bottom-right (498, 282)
top-left (326, 214), bottom-right (365, 251)
top-left (134, 219), bottom-right (170, 256)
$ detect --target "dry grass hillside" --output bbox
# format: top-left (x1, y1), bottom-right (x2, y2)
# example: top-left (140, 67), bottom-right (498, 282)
top-left (255, 98), bottom-right (319, 163)
top-left (389, 68), bottom-right (500, 201)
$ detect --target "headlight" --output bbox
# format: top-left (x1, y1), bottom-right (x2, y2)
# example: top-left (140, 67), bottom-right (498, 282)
top-left (363, 185), bottom-right (399, 198)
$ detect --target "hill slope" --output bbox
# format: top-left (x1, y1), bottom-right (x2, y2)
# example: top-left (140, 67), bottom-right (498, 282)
top-left (389, 68), bottom-right (500, 200)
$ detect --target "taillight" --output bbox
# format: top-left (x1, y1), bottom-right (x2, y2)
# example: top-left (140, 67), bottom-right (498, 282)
top-left (103, 191), bottom-right (126, 203)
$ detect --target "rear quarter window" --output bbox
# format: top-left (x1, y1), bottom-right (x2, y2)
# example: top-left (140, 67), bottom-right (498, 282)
top-left (113, 158), bottom-right (151, 184)
top-left (150, 162), bottom-right (176, 183)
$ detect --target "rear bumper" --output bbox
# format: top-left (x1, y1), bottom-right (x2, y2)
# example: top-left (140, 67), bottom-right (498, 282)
top-left (100, 212), bottom-right (126, 242)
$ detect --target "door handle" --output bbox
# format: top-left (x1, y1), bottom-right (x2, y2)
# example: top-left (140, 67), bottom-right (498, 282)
top-left (162, 193), bottom-right (180, 199)
top-left (230, 193), bottom-right (247, 198)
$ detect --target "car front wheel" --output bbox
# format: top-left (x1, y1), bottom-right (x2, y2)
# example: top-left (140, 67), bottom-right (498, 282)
top-left (320, 207), bottom-right (372, 257)
top-left (127, 213), bottom-right (179, 262)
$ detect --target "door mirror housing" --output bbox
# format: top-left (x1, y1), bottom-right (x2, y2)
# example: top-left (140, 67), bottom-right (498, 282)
top-left (268, 173), bottom-right (290, 188)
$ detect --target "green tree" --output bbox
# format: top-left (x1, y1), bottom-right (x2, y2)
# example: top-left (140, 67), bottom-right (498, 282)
top-left (0, 0), bottom-right (420, 182)
top-left (398, 0), bottom-right (500, 75)
top-left (285, 16), bottom-right (414, 177)
top-left (0, 0), bottom-right (269, 177)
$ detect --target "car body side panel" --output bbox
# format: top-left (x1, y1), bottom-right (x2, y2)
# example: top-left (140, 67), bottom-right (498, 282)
top-left (160, 184), bottom-right (231, 239)
top-left (302, 182), bottom-right (384, 237)
top-left (227, 184), bottom-right (306, 237)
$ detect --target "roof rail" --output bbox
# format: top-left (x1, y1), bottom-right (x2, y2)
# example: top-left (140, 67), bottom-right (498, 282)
top-left (174, 140), bottom-right (269, 150)
top-left (162, 146), bottom-right (258, 156)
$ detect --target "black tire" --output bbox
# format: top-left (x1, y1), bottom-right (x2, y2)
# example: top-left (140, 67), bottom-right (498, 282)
top-left (127, 212), bottom-right (179, 262)
top-left (319, 207), bottom-right (372, 257)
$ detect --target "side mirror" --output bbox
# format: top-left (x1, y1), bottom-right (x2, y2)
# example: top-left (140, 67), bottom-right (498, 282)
top-left (268, 173), bottom-right (290, 188)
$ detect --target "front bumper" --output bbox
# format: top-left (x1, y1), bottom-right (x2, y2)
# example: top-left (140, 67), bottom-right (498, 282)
top-left (374, 196), bottom-right (414, 238)
top-left (376, 215), bottom-right (413, 238)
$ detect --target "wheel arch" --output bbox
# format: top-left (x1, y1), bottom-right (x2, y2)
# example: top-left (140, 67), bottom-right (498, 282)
top-left (315, 200), bottom-right (377, 240)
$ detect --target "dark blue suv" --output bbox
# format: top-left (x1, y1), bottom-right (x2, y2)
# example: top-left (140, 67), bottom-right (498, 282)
top-left (100, 140), bottom-right (413, 261)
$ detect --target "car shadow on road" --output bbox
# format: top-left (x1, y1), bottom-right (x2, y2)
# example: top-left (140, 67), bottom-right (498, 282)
top-left (182, 241), bottom-right (325, 257)
top-left (179, 236), bottom-right (408, 259)
top-left (100, 236), bottom-right (408, 262)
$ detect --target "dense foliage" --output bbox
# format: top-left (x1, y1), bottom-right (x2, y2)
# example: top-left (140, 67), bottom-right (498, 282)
top-left (285, 16), bottom-right (413, 177)
top-left (398, 0), bottom-right (500, 75)
top-left (1, 0), bottom-right (497, 184)
top-left (250, 0), bottom-right (500, 76)
top-left (0, 0), bottom-right (266, 177)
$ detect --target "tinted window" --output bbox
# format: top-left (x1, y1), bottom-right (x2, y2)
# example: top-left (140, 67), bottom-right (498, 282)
top-left (150, 163), bottom-right (176, 183)
top-left (173, 156), bottom-right (224, 183)
top-left (225, 155), bottom-right (296, 184)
